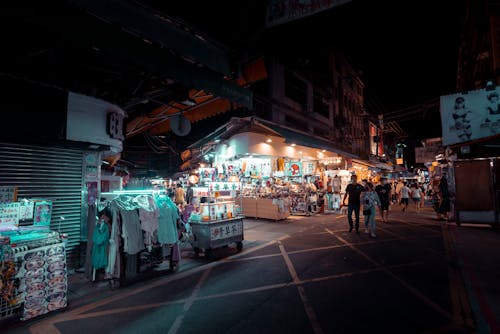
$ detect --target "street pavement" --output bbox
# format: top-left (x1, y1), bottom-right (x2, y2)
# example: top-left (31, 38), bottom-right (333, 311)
top-left (2, 203), bottom-right (500, 334)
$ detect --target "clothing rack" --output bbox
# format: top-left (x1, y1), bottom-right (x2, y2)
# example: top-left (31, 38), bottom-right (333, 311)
top-left (91, 190), bottom-right (180, 288)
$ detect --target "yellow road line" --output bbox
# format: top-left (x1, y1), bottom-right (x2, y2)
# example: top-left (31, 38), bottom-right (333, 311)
top-left (279, 241), bottom-right (324, 334)
top-left (328, 229), bottom-right (452, 320)
top-left (168, 268), bottom-right (212, 334)
top-left (441, 224), bottom-right (474, 329)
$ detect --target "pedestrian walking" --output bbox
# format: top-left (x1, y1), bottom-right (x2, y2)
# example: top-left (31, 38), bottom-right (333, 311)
top-left (410, 183), bottom-right (422, 213)
top-left (342, 174), bottom-right (365, 233)
top-left (375, 177), bottom-right (392, 223)
top-left (361, 182), bottom-right (381, 238)
top-left (399, 182), bottom-right (410, 212)
top-left (174, 183), bottom-right (186, 205)
top-left (437, 175), bottom-right (451, 221)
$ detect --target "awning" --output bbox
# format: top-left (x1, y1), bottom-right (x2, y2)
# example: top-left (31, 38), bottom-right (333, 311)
top-left (126, 58), bottom-right (268, 138)
top-left (353, 158), bottom-right (393, 172)
top-left (181, 117), bottom-right (358, 171)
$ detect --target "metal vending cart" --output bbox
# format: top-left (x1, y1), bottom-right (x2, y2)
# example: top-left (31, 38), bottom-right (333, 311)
top-left (189, 182), bottom-right (244, 258)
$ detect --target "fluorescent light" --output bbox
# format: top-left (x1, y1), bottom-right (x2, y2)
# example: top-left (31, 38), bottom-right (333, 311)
top-left (291, 143), bottom-right (296, 147)
top-left (266, 138), bottom-right (272, 143)
top-left (101, 189), bottom-right (166, 195)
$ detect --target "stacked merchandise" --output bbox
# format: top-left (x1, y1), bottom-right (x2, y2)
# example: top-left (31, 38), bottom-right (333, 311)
top-left (0, 231), bottom-right (66, 321)
top-left (19, 242), bottom-right (67, 320)
top-left (0, 185), bottom-right (67, 321)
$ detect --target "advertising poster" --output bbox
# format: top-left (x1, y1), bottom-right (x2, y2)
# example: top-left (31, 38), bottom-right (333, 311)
top-left (19, 200), bottom-right (35, 221)
top-left (0, 202), bottom-right (20, 230)
top-left (285, 161), bottom-right (302, 176)
top-left (440, 87), bottom-right (500, 146)
top-left (33, 201), bottom-right (52, 227)
top-left (0, 186), bottom-right (17, 203)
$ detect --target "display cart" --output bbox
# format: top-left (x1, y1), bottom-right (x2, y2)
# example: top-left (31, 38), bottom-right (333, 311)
top-left (190, 217), bottom-right (244, 258)
top-left (189, 182), bottom-right (244, 258)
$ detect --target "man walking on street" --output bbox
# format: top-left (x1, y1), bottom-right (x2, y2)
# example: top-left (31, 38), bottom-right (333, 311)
top-left (375, 177), bottom-right (392, 223)
top-left (342, 174), bottom-right (365, 233)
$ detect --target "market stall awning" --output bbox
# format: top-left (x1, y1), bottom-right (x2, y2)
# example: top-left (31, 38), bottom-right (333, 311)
top-left (126, 58), bottom-right (267, 138)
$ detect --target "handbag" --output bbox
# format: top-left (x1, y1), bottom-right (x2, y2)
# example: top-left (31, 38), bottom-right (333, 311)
top-left (363, 208), bottom-right (371, 215)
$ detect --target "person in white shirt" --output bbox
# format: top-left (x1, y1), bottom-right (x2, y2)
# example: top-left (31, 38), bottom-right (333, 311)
top-left (399, 182), bottom-right (410, 212)
top-left (410, 183), bottom-right (422, 212)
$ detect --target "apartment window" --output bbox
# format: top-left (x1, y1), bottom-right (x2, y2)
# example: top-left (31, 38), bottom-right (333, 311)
top-left (285, 70), bottom-right (307, 110)
top-left (314, 91), bottom-right (330, 118)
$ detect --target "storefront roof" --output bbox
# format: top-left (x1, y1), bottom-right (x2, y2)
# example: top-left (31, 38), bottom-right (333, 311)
top-left (184, 117), bottom-right (358, 165)
top-left (257, 119), bottom-right (358, 159)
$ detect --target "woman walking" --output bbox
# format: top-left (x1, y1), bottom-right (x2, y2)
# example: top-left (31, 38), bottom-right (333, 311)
top-left (361, 182), bottom-right (381, 238)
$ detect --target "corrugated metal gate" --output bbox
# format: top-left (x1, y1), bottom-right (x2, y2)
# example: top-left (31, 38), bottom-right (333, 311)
top-left (0, 142), bottom-right (84, 268)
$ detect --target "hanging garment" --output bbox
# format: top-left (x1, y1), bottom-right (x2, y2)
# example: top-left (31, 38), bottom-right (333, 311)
top-left (105, 203), bottom-right (122, 279)
top-left (156, 195), bottom-right (179, 244)
top-left (120, 210), bottom-right (145, 255)
top-left (277, 157), bottom-right (285, 171)
top-left (85, 204), bottom-right (97, 277)
top-left (137, 195), bottom-right (159, 247)
top-left (91, 222), bottom-right (109, 269)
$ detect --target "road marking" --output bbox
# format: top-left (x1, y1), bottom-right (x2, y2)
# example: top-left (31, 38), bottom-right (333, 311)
top-left (29, 322), bottom-right (61, 334)
top-left (168, 268), bottom-right (212, 334)
top-left (66, 299), bottom-right (187, 321)
top-left (441, 224), bottom-right (475, 330)
top-left (278, 241), bottom-right (324, 334)
top-left (327, 229), bottom-right (452, 320)
top-left (29, 236), bottom-right (290, 334)
top-left (34, 262), bottom-right (425, 325)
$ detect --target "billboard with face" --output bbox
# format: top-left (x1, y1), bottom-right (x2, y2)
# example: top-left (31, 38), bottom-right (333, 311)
top-left (440, 87), bottom-right (500, 146)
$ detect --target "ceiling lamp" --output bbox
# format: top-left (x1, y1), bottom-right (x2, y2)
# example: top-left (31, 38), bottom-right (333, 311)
top-left (188, 174), bottom-right (199, 184)
top-left (228, 175), bottom-right (240, 182)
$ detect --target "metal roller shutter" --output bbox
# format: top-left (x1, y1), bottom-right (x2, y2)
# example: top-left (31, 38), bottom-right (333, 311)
top-left (0, 142), bottom-right (84, 268)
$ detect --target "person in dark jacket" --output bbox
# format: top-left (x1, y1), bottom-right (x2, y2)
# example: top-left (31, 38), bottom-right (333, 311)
top-left (342, 174), bottom-right (365, 233)
top-left (437, 175), bottom-right (450, 221)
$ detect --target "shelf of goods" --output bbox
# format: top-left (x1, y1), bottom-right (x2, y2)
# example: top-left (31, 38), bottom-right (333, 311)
top-left (0, 231), bottom-right (67, 321)
top-left (189, 183), bottom-right (244, 258)
top-left (241, 197), bottom-right (290, 221)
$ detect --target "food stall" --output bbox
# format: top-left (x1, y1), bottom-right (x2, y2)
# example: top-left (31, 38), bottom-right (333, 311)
top-left (188, 182), bottom-right (244, 258)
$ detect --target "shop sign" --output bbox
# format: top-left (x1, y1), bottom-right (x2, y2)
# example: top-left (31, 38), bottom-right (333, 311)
top-left (266, 0), bottom-right (352, 27)
top-left (209, 182), bottom-right (241, 191)
top-left (199, 168), bottom-right (216, 181)
top-left (210, 220), bottom-right (243, 241)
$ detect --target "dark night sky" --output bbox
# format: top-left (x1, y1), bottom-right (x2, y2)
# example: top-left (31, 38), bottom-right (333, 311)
top-left (142, 0), bottom-right (466, 140)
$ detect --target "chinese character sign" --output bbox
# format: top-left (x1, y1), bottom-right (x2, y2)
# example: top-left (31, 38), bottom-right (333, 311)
top-left (210, 220), bottom-right (243, 241)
